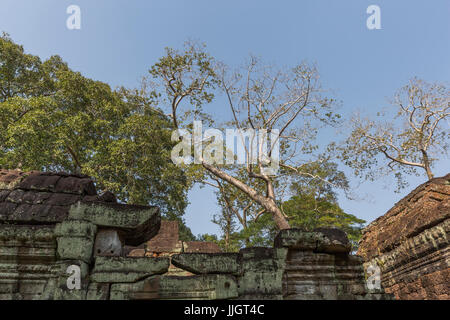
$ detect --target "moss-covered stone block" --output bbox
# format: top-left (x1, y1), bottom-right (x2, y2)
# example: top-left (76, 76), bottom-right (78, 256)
top-left (87, 283), bottom-right (110, 300)
top-left (238, 247), bottom-right (287, 272)
top-left (55, 220), bottom-right (97, 240)
top-left (68, 202), bottom-right (160, 246)
top-left (0, 224), bottom-right (55, 242)
top-left (171, 253), bottom-right (239, 275)
top-left (53, 260), bottom-right (89, 300)
top-left (90, 256), bottom-right (169, 283)
top-left (110, 274), bottom-right (238, 300)
top-left (274, 228), bottom-right (351, 253)
top-left (56, 236), bottom-right (94, 263)
top-left (237, 247), bottom-right (287, 299)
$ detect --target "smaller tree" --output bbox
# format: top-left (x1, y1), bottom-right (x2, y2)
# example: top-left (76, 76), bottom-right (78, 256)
top-left (203, 161), bottom-right (365, 250)
top-left (340, 78), bottom-right (449, 189)
top-left (282, 194), bottom-right (365, 250)
top-left (147, 40), bottom-right (217, 129)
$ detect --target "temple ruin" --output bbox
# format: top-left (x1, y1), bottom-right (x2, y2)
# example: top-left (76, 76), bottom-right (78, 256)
top-left (358, 174), bottom-right (450, 300)
top-left (0, 169), bottom-right (397, 299)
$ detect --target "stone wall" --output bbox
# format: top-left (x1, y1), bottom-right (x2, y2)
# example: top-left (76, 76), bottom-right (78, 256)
top-left (0, 169), bottom-right (391, 300)
top-left (358, 174), bottom-right (450, 300)
top-left (126, 220), bottom-right (221, 276)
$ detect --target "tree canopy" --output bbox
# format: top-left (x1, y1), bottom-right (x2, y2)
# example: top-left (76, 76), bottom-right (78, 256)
top-left (0, 33), bottom-right (193, 238)
top-left (340, 78), bottom-right (449, 190)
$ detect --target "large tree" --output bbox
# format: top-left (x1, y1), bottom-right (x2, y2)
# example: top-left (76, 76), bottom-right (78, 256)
top-left (0, 34), bottom-right (193, 236)
top-left (150, 47), bottom-right (340, 230)
top-left (340, 78), bottom-right (449, 189)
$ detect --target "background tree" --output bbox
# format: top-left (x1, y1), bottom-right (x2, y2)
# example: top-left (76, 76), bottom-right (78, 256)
top-left (0, 34), bottom-right (195, 240)
top-left (199, 160), bottom-right (364, 251)
top-left (340, 78), bottom-right (449, 189)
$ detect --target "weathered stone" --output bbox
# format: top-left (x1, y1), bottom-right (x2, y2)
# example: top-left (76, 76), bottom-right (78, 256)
top-left (0, 190), bottom-right (10, 202)
top-left (314, 227), bottom-right (352, 253)
top-left (237, 247), bottom-right (287, 299)
top-left (22, 191), bottom-right (52, 204)
top-left (83, 191), bottom-right (117, 203)
top-left (56, 236), bottom-right (94, 263)
top-left (274, 228), bottom-right (351, 254)
top-left (46, 193), bottom-right (82, 206)
top-left (0, 169), bottom-right (394, 301)
top-left (90, 256), bottom-right (169, 283)
top-left (53, 260), bottom-right (89, 300)
top-left (17, 173), bottom-right (61, 192)
top-left (274, 228), bottom-right (321, 250)
top-left (171, 253), bottom-right (239, 275)
top-left (7, 204), bottom-right (70, 224)
top-left (93, 229), bottom-right (123, 257)
top-left (68, 202), bottom-right (160, 246)
top-left (359, 174), bottom-right (450, 258)
top-left (0, 202), bottom-right (16, 220)
top-left (110, 274), bottom-right (238, 300)
top-left (146, 220), bottom-right (179, 253)
top-left (55, 220), bottom-right (97, 240)
top-left (54, 176), bottom-right (96, 195)
top-left (0, 224), bottom-right (55, 242)
top-left (98, 191), bottom-right (117, 203)
top-left (55, 220), bottom-right (96, 263)
top-left (358, 174), bottom-right (450, 300)
top-left (184, 241), bottom-right (222, 253)
top-left (282, 250), bottom-right (367, 300)
top-left (0, 223), bottom-right (58, 300)
top-left (87, 283), bottom-right (110, 300)
top-left (128, 248), bottom-right (146, 257)
top-left (5, 189), bottom-right (26, 204)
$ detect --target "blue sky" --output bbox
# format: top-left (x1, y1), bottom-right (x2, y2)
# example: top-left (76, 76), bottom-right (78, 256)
top-left (1, 0), bottom-right (449, 236)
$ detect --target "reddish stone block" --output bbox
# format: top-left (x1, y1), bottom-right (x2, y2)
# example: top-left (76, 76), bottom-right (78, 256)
top-left (184, 241), bottom-right (221, 253)
top-left (146, 221), bottom-right (179, 252)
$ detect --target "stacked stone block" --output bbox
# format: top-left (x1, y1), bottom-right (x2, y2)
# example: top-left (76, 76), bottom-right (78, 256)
top-left (0, 169), bottom-right (392, 300)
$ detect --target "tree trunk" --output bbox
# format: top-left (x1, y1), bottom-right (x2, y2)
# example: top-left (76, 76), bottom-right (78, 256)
top-left (421, 149), bottom-right (434, 180)
top-left (265, 198), bottom-right (290, 230)
top-left (202, 162), bottom-right (290, 230)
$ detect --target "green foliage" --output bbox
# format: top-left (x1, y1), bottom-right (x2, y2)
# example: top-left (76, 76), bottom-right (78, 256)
top-left (197, 233), bottom-right (241, 252)
top-left (208, 160), bottom-right (365, 251)
top-left (339, 78), bottom-right (449, 190)
top-left (0, 34), bottom-right (191, 223)
top-left (0, 32), bottom-right (60, 100)
top-left (289, 161), bottom-right (349, 202)
top-left (282, 194), bottom-right (365, 250)
top-left (147, 40), bottom-right (217, 128)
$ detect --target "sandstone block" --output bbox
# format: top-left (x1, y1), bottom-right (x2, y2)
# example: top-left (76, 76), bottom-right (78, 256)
top-left (171, 253), bottom-right (239, 275)
top-left (110, 274), bottom-right (238, 300)
top-left (90, 256), bottom-right (169, 283)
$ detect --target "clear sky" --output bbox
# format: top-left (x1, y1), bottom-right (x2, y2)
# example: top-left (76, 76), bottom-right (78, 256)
top-left (1, 0), bottom-right (449, 237)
